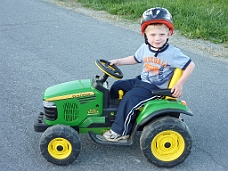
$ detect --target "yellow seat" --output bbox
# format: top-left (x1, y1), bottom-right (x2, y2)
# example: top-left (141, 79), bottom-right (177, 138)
top-left (165, 68), bottom-right (183, 99)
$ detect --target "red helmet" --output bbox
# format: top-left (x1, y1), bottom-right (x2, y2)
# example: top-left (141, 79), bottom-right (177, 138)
top-left (141, 7), bottom-right (174, 35)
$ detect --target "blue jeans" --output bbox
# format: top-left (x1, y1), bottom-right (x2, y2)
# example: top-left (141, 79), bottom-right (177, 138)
top-left (110, 76), bottom-right (159, 135)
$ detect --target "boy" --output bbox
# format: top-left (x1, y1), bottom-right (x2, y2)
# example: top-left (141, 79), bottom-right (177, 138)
top-left (103, 7), bottom-right (195, 142)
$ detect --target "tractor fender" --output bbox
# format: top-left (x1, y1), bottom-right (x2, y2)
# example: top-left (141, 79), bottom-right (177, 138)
top-left (136, 100), bottom-right (193, 127)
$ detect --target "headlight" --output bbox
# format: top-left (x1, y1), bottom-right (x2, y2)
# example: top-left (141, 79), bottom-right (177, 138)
top-left (43, 101), bottom-right (56, 108)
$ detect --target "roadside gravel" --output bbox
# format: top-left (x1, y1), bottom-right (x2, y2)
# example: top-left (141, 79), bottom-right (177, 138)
top-left (46, 0), bottom-right (228, 61)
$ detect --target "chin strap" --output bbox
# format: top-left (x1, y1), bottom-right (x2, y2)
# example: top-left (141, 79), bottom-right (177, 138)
top-left (144, 33), bottom-right (168, 57)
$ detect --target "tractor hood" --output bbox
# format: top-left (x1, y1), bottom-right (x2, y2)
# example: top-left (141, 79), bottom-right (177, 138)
top-left (43, 79), bottom-right (94, 101)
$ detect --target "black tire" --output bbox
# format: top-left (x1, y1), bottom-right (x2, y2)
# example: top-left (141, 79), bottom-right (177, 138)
top-left (140, 116), bottom-right (192, 167)
top-left (39, 125), bottom-right (81, 165)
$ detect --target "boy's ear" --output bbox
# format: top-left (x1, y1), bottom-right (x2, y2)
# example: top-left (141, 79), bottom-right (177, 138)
top-left (168, 30), bottom-right (172, 37)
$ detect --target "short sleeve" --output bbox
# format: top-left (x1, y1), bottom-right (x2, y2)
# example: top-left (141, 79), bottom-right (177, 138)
top-left (134, 43), bottom-right (147, 63)
top-left (171, 47), bottom-right (191, 70)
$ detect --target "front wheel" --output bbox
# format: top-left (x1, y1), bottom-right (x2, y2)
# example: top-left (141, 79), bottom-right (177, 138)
top-left (39, 125), bottom-right (81, 165)
top-left (140, 116), bottom-right (192, 167)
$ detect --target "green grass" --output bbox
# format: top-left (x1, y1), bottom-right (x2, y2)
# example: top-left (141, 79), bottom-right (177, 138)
top-left (63, 0), bottom-right (228, 47)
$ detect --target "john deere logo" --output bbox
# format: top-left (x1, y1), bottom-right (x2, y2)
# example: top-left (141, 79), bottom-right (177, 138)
top-left (87, 109), bottom-right (99, 115)
top-left (46, 92), bottom-right (95, 102)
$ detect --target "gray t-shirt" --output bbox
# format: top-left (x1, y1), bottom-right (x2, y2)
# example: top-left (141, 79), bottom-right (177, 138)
top-left (134, 43), bottom-right (191, 89)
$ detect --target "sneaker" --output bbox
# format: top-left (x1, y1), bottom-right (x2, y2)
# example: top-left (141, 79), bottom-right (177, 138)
top-left (103, 130), bottom-right (129, 142)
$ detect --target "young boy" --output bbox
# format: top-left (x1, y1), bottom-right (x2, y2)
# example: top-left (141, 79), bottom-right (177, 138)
top-left (103, 7), bottom-right (195, 142)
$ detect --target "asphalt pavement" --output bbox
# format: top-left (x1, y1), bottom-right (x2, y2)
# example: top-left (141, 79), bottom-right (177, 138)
top-left (0, 0), bottom-right (228, 171)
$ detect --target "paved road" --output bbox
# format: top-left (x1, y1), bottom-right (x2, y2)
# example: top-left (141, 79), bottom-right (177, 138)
top-left (1, 0), bottom-right (228, 170)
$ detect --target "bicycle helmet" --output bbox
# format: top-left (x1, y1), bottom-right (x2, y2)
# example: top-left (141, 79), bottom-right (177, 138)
top-left (141, 7), bottom-right (174, 35)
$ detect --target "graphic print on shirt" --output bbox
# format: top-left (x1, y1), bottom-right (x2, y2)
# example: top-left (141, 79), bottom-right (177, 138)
top-left (142, 56), bottom-right (171, 85)
top-left (143, 56), bottom-right (169, 74)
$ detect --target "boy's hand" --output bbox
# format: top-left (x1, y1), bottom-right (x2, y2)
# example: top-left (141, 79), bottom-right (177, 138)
top-left (109, 56), bottom-right (137, 66)
top-left (170, 61), bottom-right (195, 98)
top-left (109, 59), bottom-right (119, 66)
top-left (171, 83), bottom-right (183, 98)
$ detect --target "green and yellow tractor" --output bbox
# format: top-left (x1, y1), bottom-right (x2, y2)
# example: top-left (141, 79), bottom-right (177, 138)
top-left (34, 59), bottom-right (193, 167)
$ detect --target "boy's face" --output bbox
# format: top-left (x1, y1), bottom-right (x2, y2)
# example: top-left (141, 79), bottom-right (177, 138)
top-left (144, 24), bottom-right (171, 49)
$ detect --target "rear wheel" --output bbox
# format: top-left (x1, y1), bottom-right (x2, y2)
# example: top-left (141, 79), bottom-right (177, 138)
top-left (140, 116), bottom-right (192, 167)
top-left (39, 125), bottom-right (81, 165)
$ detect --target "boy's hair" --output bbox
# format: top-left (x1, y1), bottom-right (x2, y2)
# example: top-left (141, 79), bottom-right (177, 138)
top-left (145, 23), bottom-right (170, 31)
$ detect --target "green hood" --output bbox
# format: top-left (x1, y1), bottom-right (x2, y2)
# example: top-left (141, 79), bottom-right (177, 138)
top-left (43, 79), bottom-right (93, 101)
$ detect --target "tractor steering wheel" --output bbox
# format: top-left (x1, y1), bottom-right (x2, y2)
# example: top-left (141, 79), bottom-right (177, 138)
top-left (95, 59), bottom-right (123, 80)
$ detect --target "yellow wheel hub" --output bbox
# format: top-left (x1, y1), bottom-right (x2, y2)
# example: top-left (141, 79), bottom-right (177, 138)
top-left (48, 138), bottom-right (72, 160)
top-left (151, 130), bottom-right (185, 161)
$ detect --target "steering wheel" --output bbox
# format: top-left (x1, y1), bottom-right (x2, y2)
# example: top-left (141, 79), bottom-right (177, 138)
top-left (95, 59), bottom-right (123, 80)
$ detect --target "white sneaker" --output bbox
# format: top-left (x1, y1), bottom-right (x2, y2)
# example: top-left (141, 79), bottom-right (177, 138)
top-left (103, 130), bottom-right (129, 142)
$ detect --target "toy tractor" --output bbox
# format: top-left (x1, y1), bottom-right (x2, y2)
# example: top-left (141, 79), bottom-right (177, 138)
top-left (34, 59), bottom-right (193, 167)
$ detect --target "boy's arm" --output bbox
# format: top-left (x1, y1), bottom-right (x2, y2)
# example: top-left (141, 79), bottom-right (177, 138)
top-left (171, 61), bottom-right (195, 97)
top-left (110, 56), bottom-right (138, 66)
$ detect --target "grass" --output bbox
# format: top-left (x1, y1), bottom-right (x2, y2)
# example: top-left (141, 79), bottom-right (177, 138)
top-left (61, 0), bottom-right (228, 47)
